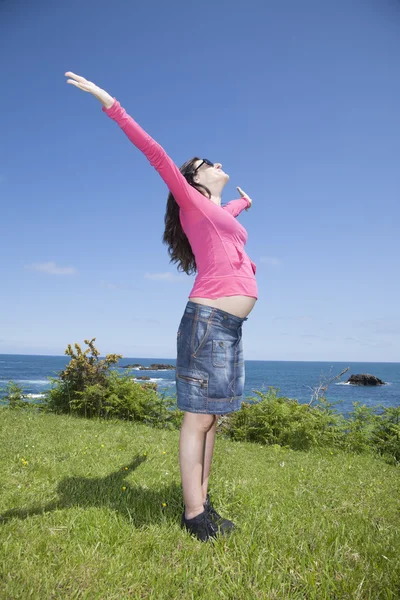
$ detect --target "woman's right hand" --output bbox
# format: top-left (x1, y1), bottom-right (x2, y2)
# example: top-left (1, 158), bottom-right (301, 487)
top-left (65, 72), bottom-right (114, 109)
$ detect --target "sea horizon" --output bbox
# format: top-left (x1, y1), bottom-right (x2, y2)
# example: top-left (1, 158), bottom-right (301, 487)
top-left (1, 354), bottom-right (398, 418)
top-left (1, 353), bottom-right (399, 364)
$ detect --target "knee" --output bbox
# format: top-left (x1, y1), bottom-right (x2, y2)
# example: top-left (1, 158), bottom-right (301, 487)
top-left (183, 412), bottom-right (216, 432)
top-left (200, 414), bottom-right (216, 431)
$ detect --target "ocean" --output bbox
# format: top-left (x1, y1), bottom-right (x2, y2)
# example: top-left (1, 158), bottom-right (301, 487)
top-left (0, 354), bottom-right (398, 417)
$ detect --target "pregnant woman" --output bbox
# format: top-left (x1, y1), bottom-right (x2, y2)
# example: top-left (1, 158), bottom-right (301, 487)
top-left (65, 72), bottom-right (258, 542)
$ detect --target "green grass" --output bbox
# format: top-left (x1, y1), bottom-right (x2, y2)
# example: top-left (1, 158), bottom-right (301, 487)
top-left (0, 409), bottom-right (399, 600)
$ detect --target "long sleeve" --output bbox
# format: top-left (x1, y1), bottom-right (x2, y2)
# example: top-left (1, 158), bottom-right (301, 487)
top-left (221, 197), bottom-right (251, 217)
top-left (102, 99), bottom-right (200, 211)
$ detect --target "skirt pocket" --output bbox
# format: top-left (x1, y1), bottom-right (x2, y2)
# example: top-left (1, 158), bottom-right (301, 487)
top-left (212, 340), bottom-right (227, 368)
top-left (175, 366), bottom-right (209, 412)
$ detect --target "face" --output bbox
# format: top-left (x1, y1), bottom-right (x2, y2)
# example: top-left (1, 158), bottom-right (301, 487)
top-left (192, 159), bottom-right (230, 191)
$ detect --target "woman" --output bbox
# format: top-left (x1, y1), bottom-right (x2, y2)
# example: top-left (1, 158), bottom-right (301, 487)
top-left (65, 72), bottom-right (258, 542)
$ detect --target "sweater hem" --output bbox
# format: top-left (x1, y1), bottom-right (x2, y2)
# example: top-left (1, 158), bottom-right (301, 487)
top-left (189, 275), bottom-right (258, 300)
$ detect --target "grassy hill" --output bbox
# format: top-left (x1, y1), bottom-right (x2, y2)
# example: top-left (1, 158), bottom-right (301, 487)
top-left (0, 409), bottom-right (399, 599)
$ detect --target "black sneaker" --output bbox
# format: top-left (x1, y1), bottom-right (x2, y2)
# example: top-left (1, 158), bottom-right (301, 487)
top-left (204, 494), bottom-right (236, 534)
top-left (181, 508), bottom-right (219, 542)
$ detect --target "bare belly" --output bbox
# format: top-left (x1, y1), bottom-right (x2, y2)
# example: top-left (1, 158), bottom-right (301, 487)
top-left (189, 295), bottom-right (257, 319)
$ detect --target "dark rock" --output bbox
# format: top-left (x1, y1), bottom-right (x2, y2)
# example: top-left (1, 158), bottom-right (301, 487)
top-left (135, 376), bottom-right (151, 380)
top-left (121, 363), bottom-right (175, 370)
top-left (347, 374), bottom-right (385, 386)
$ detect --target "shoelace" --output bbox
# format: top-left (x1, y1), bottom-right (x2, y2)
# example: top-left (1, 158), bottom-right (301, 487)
top-left (197, 509), bottom-right (216, 537)
top-left (205, 497), bottom-right (222, 523)
top-left (207, 505), bottom-right (222, 522)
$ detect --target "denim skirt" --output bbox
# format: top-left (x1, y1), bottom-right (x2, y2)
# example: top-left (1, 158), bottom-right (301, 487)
top-left (175, 301), bottom-right (248, 415)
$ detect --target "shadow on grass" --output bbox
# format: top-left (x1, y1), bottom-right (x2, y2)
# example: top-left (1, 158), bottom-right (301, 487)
top-left (0, 454), bottom-right (183, 527)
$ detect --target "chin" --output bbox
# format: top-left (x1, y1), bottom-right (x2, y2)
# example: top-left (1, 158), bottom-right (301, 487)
top-left (222, 172), bottom-right (230, 183)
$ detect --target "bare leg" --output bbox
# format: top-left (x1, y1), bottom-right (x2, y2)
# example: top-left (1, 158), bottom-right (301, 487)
top-left (201, 417), bottom-right (217, 504)
top-left (179, 412), bottom-right (216, 520)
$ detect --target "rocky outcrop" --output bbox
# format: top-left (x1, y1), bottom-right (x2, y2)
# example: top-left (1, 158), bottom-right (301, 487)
top-left (135, 376), bottom-right (151, 380)
top-left (121, 363), bottom-right (175, 370)
top-left (347, 374), bottom-right (385, 386)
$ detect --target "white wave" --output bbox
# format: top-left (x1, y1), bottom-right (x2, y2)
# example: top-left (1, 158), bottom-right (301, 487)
top-left (25, 393), bottom-right (46, 399)
top-left (133, 377), bottom-right (158, 382)
top-left (15, 379), bottom-right (50, 385)
top-left (132, 377), bottom-right (176, 385)
top-left (132, 377), bottom-right (167, 383)
top-left (336, 381), bottom-right (390, 386)
top-left (128, 367), bottom-right (173, 372)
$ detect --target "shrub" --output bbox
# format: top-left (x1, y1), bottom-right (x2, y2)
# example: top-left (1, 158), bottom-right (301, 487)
top-left (371, 406), bottom-right (400, 465)
top-left (44, 339), bottom-right (184, 429)
top-left (341, 401), bottom-right (380, 454)
top-left (220, 387), bottom-right (348, 450)
top-left (2, 382), bottom-right (32, 409)
top-left (218, 388), bottom-right (400, 464)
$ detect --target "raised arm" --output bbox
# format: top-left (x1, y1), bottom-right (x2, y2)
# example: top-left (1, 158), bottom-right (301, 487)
top-left (102, 99), bottom-right (198, 210)
top-left (222, 197), bottom-right (251, 217)
top-left (65, 71), bottom-right (200, 211)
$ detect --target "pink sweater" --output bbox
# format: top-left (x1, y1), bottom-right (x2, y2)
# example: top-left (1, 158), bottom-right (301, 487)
top-left (103, 99), bottom-right (258, 300)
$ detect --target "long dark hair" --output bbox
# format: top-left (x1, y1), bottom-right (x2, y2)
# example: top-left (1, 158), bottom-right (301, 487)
top-left (162, 157), bottom-right (211, 276)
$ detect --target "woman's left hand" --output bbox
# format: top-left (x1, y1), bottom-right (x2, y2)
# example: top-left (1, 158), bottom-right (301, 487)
top-left (237, 186), bottom-right (252, 211)
top-left (65, 71), bottom-right (114, 109)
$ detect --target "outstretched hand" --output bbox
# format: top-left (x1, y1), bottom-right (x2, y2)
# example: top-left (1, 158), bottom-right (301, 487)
top-left (237, 186), bottom-right (253, 211)
top-left (65, 72), bottom-right (114, 109)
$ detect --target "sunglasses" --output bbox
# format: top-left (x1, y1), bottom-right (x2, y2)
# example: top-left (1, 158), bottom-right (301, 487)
top-left (193, 159), bottom-right (214, 173)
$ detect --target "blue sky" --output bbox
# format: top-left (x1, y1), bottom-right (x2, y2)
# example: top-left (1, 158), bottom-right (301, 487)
top-left (0, 0), bottom-right (399, 361)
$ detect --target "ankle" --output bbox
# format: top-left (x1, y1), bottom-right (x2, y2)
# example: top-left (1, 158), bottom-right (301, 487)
top-left (185, 506), bottom-right (205, 520)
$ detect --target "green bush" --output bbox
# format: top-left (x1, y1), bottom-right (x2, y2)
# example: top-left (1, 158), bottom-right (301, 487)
top-left (220, 387), bottom-right (347, 450)
top-left (44, 338), bottom-right (183, 429)
top-left (218, 388), bottom-right (400, 464)
top-left (2, 381), bottom-right (33, 409)
top-left (53, 337), bottom-right (122, 406)
top-left (371, 406), bottom-right (400, 464)
top-left (71, 369), bottom-right (182, 429)
top-left (341, 401), bottom-right (380, 454)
